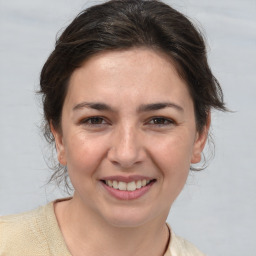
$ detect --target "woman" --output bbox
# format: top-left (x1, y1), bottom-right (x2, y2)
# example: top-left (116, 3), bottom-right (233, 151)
top-left (0, 0), bottom-right (226, 255)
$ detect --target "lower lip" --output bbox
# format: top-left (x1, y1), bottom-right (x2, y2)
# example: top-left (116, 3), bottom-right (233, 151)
top-left (102, 181), bottom-right (155, 200)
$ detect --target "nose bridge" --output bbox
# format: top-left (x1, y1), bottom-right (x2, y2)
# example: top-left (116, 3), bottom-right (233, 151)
top-left (108, 121), bottom-right (143, 168)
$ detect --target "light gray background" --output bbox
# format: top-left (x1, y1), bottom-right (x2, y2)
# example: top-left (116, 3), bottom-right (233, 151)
top-left (0, 1), bottom-right (255, 255)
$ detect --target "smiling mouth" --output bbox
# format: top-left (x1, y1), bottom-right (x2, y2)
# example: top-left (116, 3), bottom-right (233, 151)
top-left (101, 179), bottom-right (156, 192)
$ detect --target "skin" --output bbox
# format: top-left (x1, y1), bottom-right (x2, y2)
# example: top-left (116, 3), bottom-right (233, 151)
top-left (52, 48), bottom-right (210, 256)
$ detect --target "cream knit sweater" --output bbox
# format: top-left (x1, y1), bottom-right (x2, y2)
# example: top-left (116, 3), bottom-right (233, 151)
top-left (0, 199), bottom-right (205, 256)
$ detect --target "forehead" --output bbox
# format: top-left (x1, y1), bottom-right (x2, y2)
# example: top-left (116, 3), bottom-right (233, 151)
top-left (65, 48), bottom-right (192, 109)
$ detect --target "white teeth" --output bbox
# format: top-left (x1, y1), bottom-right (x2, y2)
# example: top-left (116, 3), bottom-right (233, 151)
top-left (136, 180), bottom-right (142, 189)
top-left (113, 180), bottom-right (118, 189)
top-left (118, 181), bottom-right (127, 191)
top-left (127, 181), bottom-right (136, 191)
top-left (107, 180), bottom-right (113, 187)
top-left (104, 179), bottom-right (153, 191)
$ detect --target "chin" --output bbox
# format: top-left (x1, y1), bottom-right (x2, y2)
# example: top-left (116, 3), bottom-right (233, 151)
top-left (101, 205), bottom-right (165, 228)
top-left (106, 215), bottom-right (150, 228)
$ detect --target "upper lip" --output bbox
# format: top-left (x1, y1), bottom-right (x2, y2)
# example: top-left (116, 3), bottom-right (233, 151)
top-left (100, 175), bottom-right (155, 183)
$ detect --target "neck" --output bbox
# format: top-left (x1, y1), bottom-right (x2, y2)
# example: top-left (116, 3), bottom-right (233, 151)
top-left (55, 196), bottom-right (170, 256)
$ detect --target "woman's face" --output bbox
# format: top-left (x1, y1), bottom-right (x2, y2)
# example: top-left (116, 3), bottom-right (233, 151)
top-left (53, 48), bottom-right (208, 227)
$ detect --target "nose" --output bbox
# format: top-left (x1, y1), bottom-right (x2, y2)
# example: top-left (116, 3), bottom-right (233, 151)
top-left (107, 123), bottom-right (145, 169)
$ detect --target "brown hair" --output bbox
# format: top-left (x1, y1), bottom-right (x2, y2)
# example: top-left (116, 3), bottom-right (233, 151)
top-left (39, 0), bottom-right (226, 190)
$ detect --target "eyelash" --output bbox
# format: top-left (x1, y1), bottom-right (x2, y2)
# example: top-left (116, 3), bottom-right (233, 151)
top-left (81, 117), bottom-right (108, 126)
top-left (146, 117), bottom-right (175, 126)
top-left (80, 116), bottom-right (175, 128)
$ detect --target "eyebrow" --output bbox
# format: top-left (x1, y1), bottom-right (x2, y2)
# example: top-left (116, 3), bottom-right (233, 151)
top-left (73, 101), bottom-right (184, 112)
top-left (137, 102), bottom-right (184, 112)
top-left (73, 102), bottom-right (114, 112)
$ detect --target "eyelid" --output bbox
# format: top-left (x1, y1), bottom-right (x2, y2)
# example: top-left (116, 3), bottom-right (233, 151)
top-left (80, 116), bottom-right (110, 126)
top-left (79, 116), bottom-right (176, 127)
top-left (146, 116), bottom-right (176, 126)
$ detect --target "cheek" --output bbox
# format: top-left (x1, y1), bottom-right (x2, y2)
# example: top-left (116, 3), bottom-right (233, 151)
top-left (64, 133), bottom-right (106, 180)
top-left (150, 133), bottom-right (194, 170)
top-left (148, 133), bottom-right (194, 190)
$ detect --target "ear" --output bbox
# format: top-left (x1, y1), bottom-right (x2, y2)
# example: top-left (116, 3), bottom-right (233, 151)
top-left (50, 122), bottom-right (67, 166)
top-left (191, 112), bottom-right (211, 164)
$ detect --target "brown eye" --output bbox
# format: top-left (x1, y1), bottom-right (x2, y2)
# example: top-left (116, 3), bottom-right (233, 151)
top-left (149, 117), bottom-right (174, 125)
top-left (153, 118), bottom-right (167, 124)
top-left (81, 117), bottom-right (107, 126)
top-left (87, 117), bottom-right (104, 124)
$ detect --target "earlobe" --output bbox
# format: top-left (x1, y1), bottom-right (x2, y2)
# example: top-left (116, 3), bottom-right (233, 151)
top-left (50, 122), bottom-right (67, 166)
top-left (191, 113), bottom-right (211, 164)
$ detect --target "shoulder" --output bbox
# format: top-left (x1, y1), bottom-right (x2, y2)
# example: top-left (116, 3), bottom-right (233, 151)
top-left (0, 203), bottom-right (53, 255)
top-left (168, 229), bottom-right (206, 256)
